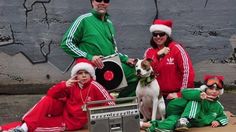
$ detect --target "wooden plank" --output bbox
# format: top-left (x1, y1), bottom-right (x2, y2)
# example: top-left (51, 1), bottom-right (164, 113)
top-left (71, 111), bottom-right (236, 132)
top-left (190, 111), bottom-right (236, 132)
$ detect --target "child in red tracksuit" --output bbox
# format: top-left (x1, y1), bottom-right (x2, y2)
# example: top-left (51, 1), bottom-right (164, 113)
top-left (1, 58), bottom-right (115, 132)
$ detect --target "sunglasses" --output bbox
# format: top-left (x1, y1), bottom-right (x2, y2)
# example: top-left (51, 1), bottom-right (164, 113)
top-left (152, 32), bottom-right (166, 37)
top-left (206, 78), bottom-right (223, 89)
top-left (95, 0), bottom-right (110, 3)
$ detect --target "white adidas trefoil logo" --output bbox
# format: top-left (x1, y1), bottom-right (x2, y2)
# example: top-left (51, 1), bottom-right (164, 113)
top-left (167, 57), bottom-right (174, 65)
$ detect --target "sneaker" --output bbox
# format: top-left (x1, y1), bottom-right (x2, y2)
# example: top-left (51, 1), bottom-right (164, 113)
top-left (8, 127), bottom-right (25, 132)
top-left (175, 118), bottom-right (189, 132)
top-left (155, 127), bottom-right (173, 132)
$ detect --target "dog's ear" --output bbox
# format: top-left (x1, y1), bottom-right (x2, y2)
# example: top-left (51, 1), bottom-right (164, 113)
top-left (150, 71), bottom-right (155, 78)
top-left (146, 58), bottom-right (153, 63)
top-left (133, 58), bottom-right (139, 65)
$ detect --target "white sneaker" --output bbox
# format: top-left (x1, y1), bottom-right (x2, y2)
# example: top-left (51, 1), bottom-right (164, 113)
top-left (175, 118), bottom-right (189, 131)
top-left (8, 127), bottom-right (25, 132)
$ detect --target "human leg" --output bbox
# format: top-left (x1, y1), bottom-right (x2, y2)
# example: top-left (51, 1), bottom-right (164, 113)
top-left (22, 96), bottom-right (65, 131)
top-left (117, 63), bottom-right (138, 98)
top-left (0, 122), bottom-right (22, 132)
top-left (146, 115), bottom-right (180, 132)
top-left (180, 100), bottom-right (201, 119)
top-left (117, 81), bottom-right (138, 98)
top-left (166, 98), bottom-right (188, 116)
top-left (175, 101), bottom-right (201, 131)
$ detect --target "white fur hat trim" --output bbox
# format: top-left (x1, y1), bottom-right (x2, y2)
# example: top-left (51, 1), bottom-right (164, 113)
top-left (71, 62), bottom-right (96, 80)
top-left (150, 25), bottom-right (172, 36)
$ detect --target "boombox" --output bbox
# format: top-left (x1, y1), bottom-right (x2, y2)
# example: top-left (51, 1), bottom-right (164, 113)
top-left (87, 97), bottom-right (140, 132)
top-left (95, 54), bottom-right (128, 91)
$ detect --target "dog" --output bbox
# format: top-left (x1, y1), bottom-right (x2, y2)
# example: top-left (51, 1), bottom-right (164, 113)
top-left (134, 58), bottom-right (166, 121)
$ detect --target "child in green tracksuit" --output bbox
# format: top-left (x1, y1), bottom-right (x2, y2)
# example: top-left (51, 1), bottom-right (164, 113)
top-left (142, 75), bottom-right (228, 132)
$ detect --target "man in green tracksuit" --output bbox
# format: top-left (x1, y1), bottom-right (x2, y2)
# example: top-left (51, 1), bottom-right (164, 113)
top-left (60, 0), bottom-right (137, 97)
top-left (143, 75), bottom-right (228, 132)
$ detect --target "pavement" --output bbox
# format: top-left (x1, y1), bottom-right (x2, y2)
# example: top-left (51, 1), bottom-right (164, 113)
top-left (0, 92), bottom-right (236, 126)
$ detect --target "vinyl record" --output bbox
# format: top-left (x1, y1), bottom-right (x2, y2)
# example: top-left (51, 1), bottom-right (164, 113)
top-left (95, 61), bottom-right (123, 91)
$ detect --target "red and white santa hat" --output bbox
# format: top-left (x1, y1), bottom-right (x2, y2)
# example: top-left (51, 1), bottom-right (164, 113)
top-left (199, 75), bottom-right (224, 95)
top-left (149, 19), bottom-right (173, 36)
top-left (71, 58), bottom-right (96, 80)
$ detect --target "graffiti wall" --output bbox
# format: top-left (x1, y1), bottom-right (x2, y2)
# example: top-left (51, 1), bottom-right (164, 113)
top-left (0, 0), bottom-right (235, 93)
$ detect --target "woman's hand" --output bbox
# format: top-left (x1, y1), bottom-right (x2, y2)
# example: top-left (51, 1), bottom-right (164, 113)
top-left (157, 47), bottom-right (170, 56)
top-left (166, 92), bottom-right (178, 100)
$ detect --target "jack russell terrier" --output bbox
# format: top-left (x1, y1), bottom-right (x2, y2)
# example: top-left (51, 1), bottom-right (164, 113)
top-left (134, 59), bottom-right (166, 121)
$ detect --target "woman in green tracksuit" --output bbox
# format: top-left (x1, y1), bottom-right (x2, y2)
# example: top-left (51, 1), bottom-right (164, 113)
top-left (60, 0), bottom-right (138, 97)
top-left (143, 75), bottom-right (228, 132)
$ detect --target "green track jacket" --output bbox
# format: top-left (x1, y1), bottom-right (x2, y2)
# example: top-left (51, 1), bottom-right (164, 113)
top-left (182, 88), bottom-right (228, 127)
top-left (60, 9), bottom-right (128, 63)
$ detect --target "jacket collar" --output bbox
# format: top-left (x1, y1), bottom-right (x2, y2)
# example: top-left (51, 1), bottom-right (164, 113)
top-left (78, 79), bottom-right (93, 89)
top-left (91, 9), bottom-right (110, 21)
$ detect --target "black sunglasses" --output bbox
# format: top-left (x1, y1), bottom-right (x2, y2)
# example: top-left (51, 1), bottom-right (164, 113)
top-left (95, 0), bottom-right (110, 3)
top-left (152, 32), bottom-right (166, 37)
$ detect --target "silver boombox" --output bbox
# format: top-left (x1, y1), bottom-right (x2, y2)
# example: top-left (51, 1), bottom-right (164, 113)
top-left (87, 97), bottom-right (140, 132)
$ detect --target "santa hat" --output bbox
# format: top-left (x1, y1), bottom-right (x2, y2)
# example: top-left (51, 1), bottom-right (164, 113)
top-left (71, 58), bottom-right (96, 80)
top-left (199, 75), bottom-right (224, 95)
top-left (149, 19), bottom-right (173, 36)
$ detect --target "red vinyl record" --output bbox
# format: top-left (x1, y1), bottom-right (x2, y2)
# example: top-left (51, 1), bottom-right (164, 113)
top-left (95, 61), bottom-right (123, 91)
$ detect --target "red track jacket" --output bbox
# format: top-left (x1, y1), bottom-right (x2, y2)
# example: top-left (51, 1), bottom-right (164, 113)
top-left (144, 41), bottom-right (195, 97)
top-left (45, 79), bottom-right (115, 130)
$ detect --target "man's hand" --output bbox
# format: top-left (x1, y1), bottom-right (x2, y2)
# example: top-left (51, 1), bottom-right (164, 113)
top-left (92, 55), bottom-right (104, 69)
top-left (126, 58), bottom-right (135, 67)
top-left (157, 47), bottom-right (170, 56)
top-left (66, 75), bottom-right (79, 87)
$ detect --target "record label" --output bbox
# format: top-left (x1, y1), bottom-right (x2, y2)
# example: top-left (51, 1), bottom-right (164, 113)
top-left (104, 70), bottom-right (114, 81)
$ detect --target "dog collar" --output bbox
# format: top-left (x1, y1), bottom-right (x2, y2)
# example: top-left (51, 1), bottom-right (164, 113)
top-left (140, 76), bottom-right (155, 87)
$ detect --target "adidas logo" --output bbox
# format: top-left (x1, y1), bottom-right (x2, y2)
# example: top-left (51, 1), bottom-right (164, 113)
top-left (167, 57), bottom-right (174, 65)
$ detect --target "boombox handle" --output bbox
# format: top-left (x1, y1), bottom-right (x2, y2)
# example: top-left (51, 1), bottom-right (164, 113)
top-left (101, 53), bottom-right (118, 60)
top-left (86, 96), bottom-right (137, 107)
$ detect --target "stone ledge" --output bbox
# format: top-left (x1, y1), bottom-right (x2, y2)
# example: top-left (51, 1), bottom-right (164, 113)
top-left (0, 82), bottom-right (236, 95)
top-left (0, 84), bottom-right (54, 94)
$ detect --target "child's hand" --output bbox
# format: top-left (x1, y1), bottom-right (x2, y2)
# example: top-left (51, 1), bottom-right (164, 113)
top-left (140, 121), bottom-right (151, 129)
top-left (66, 75), bottom-right (79, 87)
top-left (200, 92), bottom-right (215, 101)
top-left (211, 121), bottom-right (220, 127)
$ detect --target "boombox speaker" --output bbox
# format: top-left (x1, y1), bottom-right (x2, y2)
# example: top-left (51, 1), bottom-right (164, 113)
top-left (87, 97), bottom-right (140, 132)
top-left (95, 54), bottom-right (128, 91)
